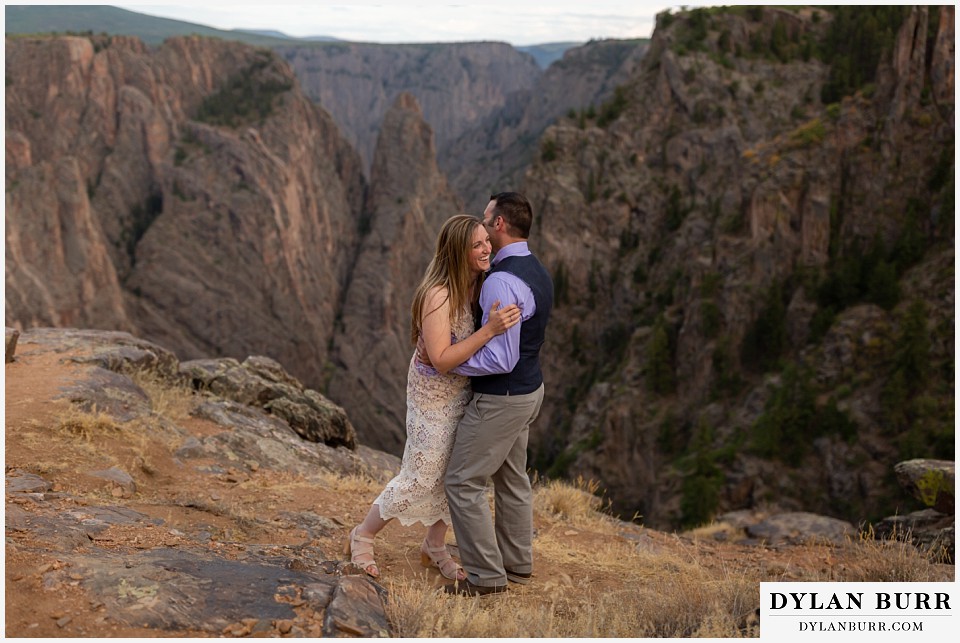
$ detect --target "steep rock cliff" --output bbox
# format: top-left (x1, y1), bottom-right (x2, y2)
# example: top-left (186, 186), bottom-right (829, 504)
top-left (275, 42), bottom-right (541, 173)
top-left (6, 9), bottom-right (954, 526)
top-left (442, 38), bottom-right (650, 205)
top-left (328, 93), bottom-right (462, 452)
top-left (5, 35), bottom-right (365, 391)
top-left (522, 6), bottom-right (954, 528)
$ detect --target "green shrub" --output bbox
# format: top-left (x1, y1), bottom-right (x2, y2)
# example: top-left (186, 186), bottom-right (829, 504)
top-left (789, 118), bottom-right (826, 147)
top-left (633, 264), bottom-right (647, 284)
top-left (679, 421), bottom-right (724, 528)
top-left (673, 8), bottom-right (710, 54)
top-left (700, 272), bottom-right (723, 297)
top-left (647, 315), bottom-right (675, 395)
top-left (741, 281), bottom-right (787, 372)
top-left (597, 86), bottom-right (629, 127)
top-left (865, 260), bottom-right (900, 310)
top-left (750, 364), bottom-right (818, 464)
top-left (196, 54), bottom-right (293, 128)
top-left (891, 200), bottom-right (927, 274)
top-left (816, 234), bottom-right (905, 318)
top-left (710, 338), bottom-right (744, 400)
top-left (893, 300), bottom-right (930, 389)
top-left (820, 6), bottom-right (910, 103)
top-left (808, 306), bottom-right (837, 344)
top-left (541, 138), bottom-right (558, 162)
top-left (927, 138), bottom-right (954, 192)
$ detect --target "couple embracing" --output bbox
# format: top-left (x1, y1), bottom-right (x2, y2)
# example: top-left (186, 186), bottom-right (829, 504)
top-left (344, 191), bottom-right (553, 596)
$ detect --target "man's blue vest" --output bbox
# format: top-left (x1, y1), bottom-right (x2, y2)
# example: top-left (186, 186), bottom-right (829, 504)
top-left (472, 253), bottom-right (553, 396)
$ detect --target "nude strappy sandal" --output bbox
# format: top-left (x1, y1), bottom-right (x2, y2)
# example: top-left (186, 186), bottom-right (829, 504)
top-left (344, 527), bottom-right (380, 578)
top-left (420, 540), bottom-right (465, 581)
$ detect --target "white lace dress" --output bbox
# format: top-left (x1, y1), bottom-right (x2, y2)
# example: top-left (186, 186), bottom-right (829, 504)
top-left (374, 308), bottom-right (474, 526)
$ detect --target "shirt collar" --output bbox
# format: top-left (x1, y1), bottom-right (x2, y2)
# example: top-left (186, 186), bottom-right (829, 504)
top-left (491, 241), bottom-right (530, 266)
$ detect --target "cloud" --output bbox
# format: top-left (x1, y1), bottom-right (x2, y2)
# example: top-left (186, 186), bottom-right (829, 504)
top-left (125, 1), bottom-right (674, 45)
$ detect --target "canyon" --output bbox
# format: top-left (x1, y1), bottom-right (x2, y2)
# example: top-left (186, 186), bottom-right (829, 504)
top-left (5, 5), bottom-right (954, 529)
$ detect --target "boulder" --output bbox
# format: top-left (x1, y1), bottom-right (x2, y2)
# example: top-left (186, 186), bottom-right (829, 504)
top-left (181, 357), bottom-right (357, 449)
top-left (874, 509), bottom-right (954, 563)
top-left (745, 511), bottom-right (856, 545)
top-left (894, 459), bottom-right (955, 514)
top-left (702, 510), bottom-right (857, 546)
top-left (88, 466), bottom-right (137, 498)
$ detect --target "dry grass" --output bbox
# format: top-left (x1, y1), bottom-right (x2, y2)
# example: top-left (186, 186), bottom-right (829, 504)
top-left (128, 367), bottom-right (196, 421)
top-left (310, 469), bottom-right (385, 496)
top-left (56, 405), bottom-right (125, 440)
top-left (384, 548), bottom-right (758, 638)
top-left (382, 477), bottom-right (761, 638)
top-left (11, 350), bottom-right (949, 639)
top-left (834, 526), bottom-right (951, 582)
top-left (533, 475), bottom-right (619, 532)
top-left (50, 404), bottom-right (173, 478)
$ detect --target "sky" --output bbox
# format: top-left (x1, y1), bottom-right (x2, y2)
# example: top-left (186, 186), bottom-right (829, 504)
top-left (113, 1), bottom-right (714, 46)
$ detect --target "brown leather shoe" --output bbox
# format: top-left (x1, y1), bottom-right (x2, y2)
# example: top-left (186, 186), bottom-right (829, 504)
top-left (505, 569), bottom-right (531, 584)
top-left (442, 579), bottom-right (507, 597)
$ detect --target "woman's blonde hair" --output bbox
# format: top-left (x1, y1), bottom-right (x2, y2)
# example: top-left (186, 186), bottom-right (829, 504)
top-left (410, 214), bottom-right (484, 345)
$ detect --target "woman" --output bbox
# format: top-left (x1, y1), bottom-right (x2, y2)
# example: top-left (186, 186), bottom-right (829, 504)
top-left (344, 215), bottom-right (521, 580)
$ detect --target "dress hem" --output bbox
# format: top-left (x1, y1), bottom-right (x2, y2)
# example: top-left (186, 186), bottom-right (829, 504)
top-left (375, 502), bottom-right (452, 528)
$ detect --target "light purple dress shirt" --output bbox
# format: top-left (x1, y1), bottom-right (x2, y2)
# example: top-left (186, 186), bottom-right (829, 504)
top-left (451, 241), bottom-right (537, 377)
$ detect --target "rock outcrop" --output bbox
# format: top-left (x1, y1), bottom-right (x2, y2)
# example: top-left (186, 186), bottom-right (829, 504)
top-left (181, 355), bottom-right (357, 449)
top-left (705, 509), bottom-right (857, 546)
top-left (443, 38), bottom-right (650, 205)
top-left (5, 8), bottom-right (955, 530)
top-left (5, 35), bottom-right (364, 396)
top-left (521, 6), bottom-right (954, 527)
top-left (5, 327), bottom-right (399, 636)
top-left (874, 458), bottom-right (955, 563)
top-left (894, 459), bottom-right (955, 514)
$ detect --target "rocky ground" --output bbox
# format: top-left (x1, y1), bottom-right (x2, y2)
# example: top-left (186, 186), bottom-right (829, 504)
top-left (4, 328), bottom-right (953, 637)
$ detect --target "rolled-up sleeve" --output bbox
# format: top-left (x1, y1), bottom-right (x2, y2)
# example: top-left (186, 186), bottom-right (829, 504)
top-left (451, 272), bottom-right (533, 376)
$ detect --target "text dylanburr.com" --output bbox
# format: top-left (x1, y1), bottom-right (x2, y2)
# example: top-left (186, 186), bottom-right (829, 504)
top-left (760, 582), bottom-right (955, 640)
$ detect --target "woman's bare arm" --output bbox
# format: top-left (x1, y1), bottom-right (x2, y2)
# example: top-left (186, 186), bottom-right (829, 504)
top-left (420, 286), bottom-right (520, 374)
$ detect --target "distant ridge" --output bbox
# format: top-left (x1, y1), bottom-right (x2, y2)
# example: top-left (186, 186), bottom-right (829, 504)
top-left (235, 28), bottom-right (341, 42)
top-left (4, 5), bottom-right (579, 60)
top-left (518, 42), bottom-right (584, 68)
top-left (3, 5), bottom-right (337, 47)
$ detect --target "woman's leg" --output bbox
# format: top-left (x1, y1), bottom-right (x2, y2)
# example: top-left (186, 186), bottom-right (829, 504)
top-left (421, 520), bottom-right (465, 580)
top-left (423, 519), bottom-right (448, 548)
top-left (346, 503), bottom-right (390, 577)
top-left (356, 503), bottom-right (390, 539)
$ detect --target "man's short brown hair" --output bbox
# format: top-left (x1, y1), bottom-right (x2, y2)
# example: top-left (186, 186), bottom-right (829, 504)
top-left (490, 192), bottom-right (533, 238)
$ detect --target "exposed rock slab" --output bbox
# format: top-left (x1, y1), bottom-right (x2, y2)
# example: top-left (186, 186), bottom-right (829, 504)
top-left (6, 469), bottom-right (393, 637)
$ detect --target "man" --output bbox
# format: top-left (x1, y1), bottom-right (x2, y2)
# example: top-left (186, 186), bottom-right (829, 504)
top-left (441, 192), bottom-right (553, 596)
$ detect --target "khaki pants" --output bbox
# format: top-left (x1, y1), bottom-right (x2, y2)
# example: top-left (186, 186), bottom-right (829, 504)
top-left (444, 385), bottom-right (544, 587)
